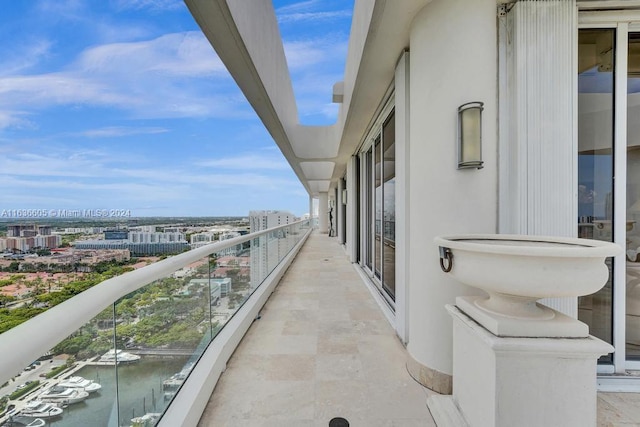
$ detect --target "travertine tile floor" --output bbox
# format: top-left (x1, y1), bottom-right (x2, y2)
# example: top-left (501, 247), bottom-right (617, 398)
top-left (197, 232), bottom-right (640, 426)
top-left (599, 392), bottom-right (640, 426)
top-left (198, 233), bottom-right (436, 426)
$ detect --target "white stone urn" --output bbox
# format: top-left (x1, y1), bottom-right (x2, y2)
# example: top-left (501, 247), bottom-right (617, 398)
top-left (435, 234), bottom-right (621, 337)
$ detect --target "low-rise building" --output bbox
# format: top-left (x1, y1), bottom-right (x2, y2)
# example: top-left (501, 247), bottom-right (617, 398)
top-left (187, 278), bottom-right (232, 298)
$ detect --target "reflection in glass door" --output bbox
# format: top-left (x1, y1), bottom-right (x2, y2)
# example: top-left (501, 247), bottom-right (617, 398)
top-left (577, 29), bottom-right (615, 359)
top-left (375, 136), bottom-right (382, 280)
top-left (578, 24), bottom-right (640, 366)
top-left (363, 147), bottom-right (373, 271)
top-left (627, 32), bottom-right (640, 359)
top-left (382, 112), bottom-right (396, 300)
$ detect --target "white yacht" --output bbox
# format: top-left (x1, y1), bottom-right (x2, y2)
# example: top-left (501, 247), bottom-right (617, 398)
top-left (99, 349), bottom-right (141, 364)
top-left (58, 376), bottom-right (102, 393)
top-left (39, 385), bottom-right (89, 405)
top-left (19, 401), bottom-right (63, 419)
top-left (4, 416), bottom-right (46, 427)
top-left (162, 374), bottom-right (185, 401)
top-left (162, 362), bottom-right (193, 400)
top-left (131, 412), bottom-right (162, 427)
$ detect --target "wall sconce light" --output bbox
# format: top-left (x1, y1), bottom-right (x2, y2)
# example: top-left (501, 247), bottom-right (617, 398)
top-left (457, 101), bottom-right (484, 169)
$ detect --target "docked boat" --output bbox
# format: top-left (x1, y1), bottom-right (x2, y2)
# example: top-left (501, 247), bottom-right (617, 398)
top-left (19, 401), bottom-right (63, 419)
top-left (39, 385), bottom-right (89, 405)
top-left (3, 415), bottom-right (46, 427)
top-left (162, 362), bottom-right (193, 400)
top-left (162, 374), bottom-right (185, 401)
top-left (131, 412), bottom-right (162, 427)
top-left (99, 349), bottom-right (141, 364)
top-left (58, 375), bottom-right (102, 393)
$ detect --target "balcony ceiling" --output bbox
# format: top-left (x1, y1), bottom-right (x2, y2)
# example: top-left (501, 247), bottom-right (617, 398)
top-left (185, 0), bottom-right (427, 196)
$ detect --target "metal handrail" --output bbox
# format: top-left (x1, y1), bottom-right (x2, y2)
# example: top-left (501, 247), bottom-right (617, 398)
top-left (0, 219), bottom-right (309, 386)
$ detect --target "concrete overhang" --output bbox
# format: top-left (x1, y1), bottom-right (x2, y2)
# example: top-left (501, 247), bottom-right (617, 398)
top-left (299, 162), bottom-right (336, 181)
top-left (307, 180), bottom-right (331, 193)
top-left (185, 0), bottom-right (428, 197)
top-left (330, 0), bottom-right (429, 185)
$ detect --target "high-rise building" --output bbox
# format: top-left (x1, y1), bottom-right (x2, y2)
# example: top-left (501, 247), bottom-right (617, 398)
top-left (33, 235), bottom-right (61, 249)
top-left (249, 210), bottom-right (296, 233)
top-left (248, 211), bottom-right (296, 288)
top-left (7, 224), bottom-right (52, 237)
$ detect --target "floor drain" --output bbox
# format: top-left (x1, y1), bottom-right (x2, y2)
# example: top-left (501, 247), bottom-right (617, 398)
top-left (329, 417), bottom-right (349, 427)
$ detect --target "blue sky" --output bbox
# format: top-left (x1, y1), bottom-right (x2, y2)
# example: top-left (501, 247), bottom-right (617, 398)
top-left (0, 0), bottom-right (353, 218)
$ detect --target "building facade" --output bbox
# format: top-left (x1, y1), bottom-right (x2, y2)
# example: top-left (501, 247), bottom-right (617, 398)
top-left (129, 232), bottom-right (185, 243)
top-left (74, 239), bottom-right (188, 256)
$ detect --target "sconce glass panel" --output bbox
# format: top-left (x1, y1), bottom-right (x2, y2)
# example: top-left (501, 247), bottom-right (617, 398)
top-left (458, 101), bottom-right (484, 169)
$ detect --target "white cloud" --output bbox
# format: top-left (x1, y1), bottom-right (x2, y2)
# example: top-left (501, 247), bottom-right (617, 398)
top-left (0, 110), bottom-right (36, 130)
top-left (0, 32), bottom-right (249, 121)
top-left (196, 154), bottom-right (290, 171)
top-left (73, 126), bottom-right (169, 138)
top-left (276, 0), bottom-right (351, 23)
top-left (0, 39), bottom-right (53, 76)
top-left (0, 152), bottom-right (108, 178)
top-left (278, 10), bottom-right (352, 24)
top-left (111, 0), bottom-right (183, 12)
top-left (283, 33), bottom-right (348, 71)
top-left (0, 150), bottom-right (298, 191)
top-left (35, 0), bottom-right (86, 21)
top-left (275, 0), bottom-right (321, 14)
top-left (76, 32), bottom-right (225, 77)
top-left (283, 40), bottom-right (328, 70)
top-left (0, 73), bottom-right (136, 108)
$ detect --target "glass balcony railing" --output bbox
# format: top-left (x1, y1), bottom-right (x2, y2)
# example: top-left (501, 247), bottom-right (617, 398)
top-left (0, 220), bottom-right (311, 427)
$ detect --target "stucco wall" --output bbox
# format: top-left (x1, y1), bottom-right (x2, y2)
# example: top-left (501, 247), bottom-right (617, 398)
top-left (407, 0), bottom-right (498, 377)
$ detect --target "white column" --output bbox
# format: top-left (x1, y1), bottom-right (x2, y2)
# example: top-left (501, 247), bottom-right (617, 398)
top-left (308, 195), bottom-right (314, 227)
top-left (499, 0), bottom-right (578, 317)
top-left (346, 157), bottom-right (358, 262)
top-left (337, 179), bottom-right (346, 244)
top-left (318, 192), bottom-right (329, 234)
top-left (407, 0), bottom-right (497, 393)
top-left (395, 50), bottom-right (410, 344)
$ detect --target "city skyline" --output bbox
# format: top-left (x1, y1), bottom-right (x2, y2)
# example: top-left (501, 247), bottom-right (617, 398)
top-left (0, 0), bottom-right (353, 217)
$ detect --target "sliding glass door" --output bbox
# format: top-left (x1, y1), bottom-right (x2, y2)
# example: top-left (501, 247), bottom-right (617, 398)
top-left (626, 31), bottom-right (640, 360)
top-left (578, 21), bottom-right (640, 369)
top-left (359, 107), bottom-right (396, 305)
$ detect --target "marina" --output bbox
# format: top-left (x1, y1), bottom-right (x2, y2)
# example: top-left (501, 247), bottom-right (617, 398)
top-left (1, 355), bottom-right (190, 427)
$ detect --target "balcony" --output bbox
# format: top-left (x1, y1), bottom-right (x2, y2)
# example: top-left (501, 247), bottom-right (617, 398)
top-left (197, 232), bottom-right (435, 426)
top-left (196, 233), bottom-right (640, 427)
top-left (1, 225), bottom-right (640, 426)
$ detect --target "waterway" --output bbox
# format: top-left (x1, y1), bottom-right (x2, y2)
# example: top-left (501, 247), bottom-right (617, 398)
top-left (41, 357), bottom-right (189, 427)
